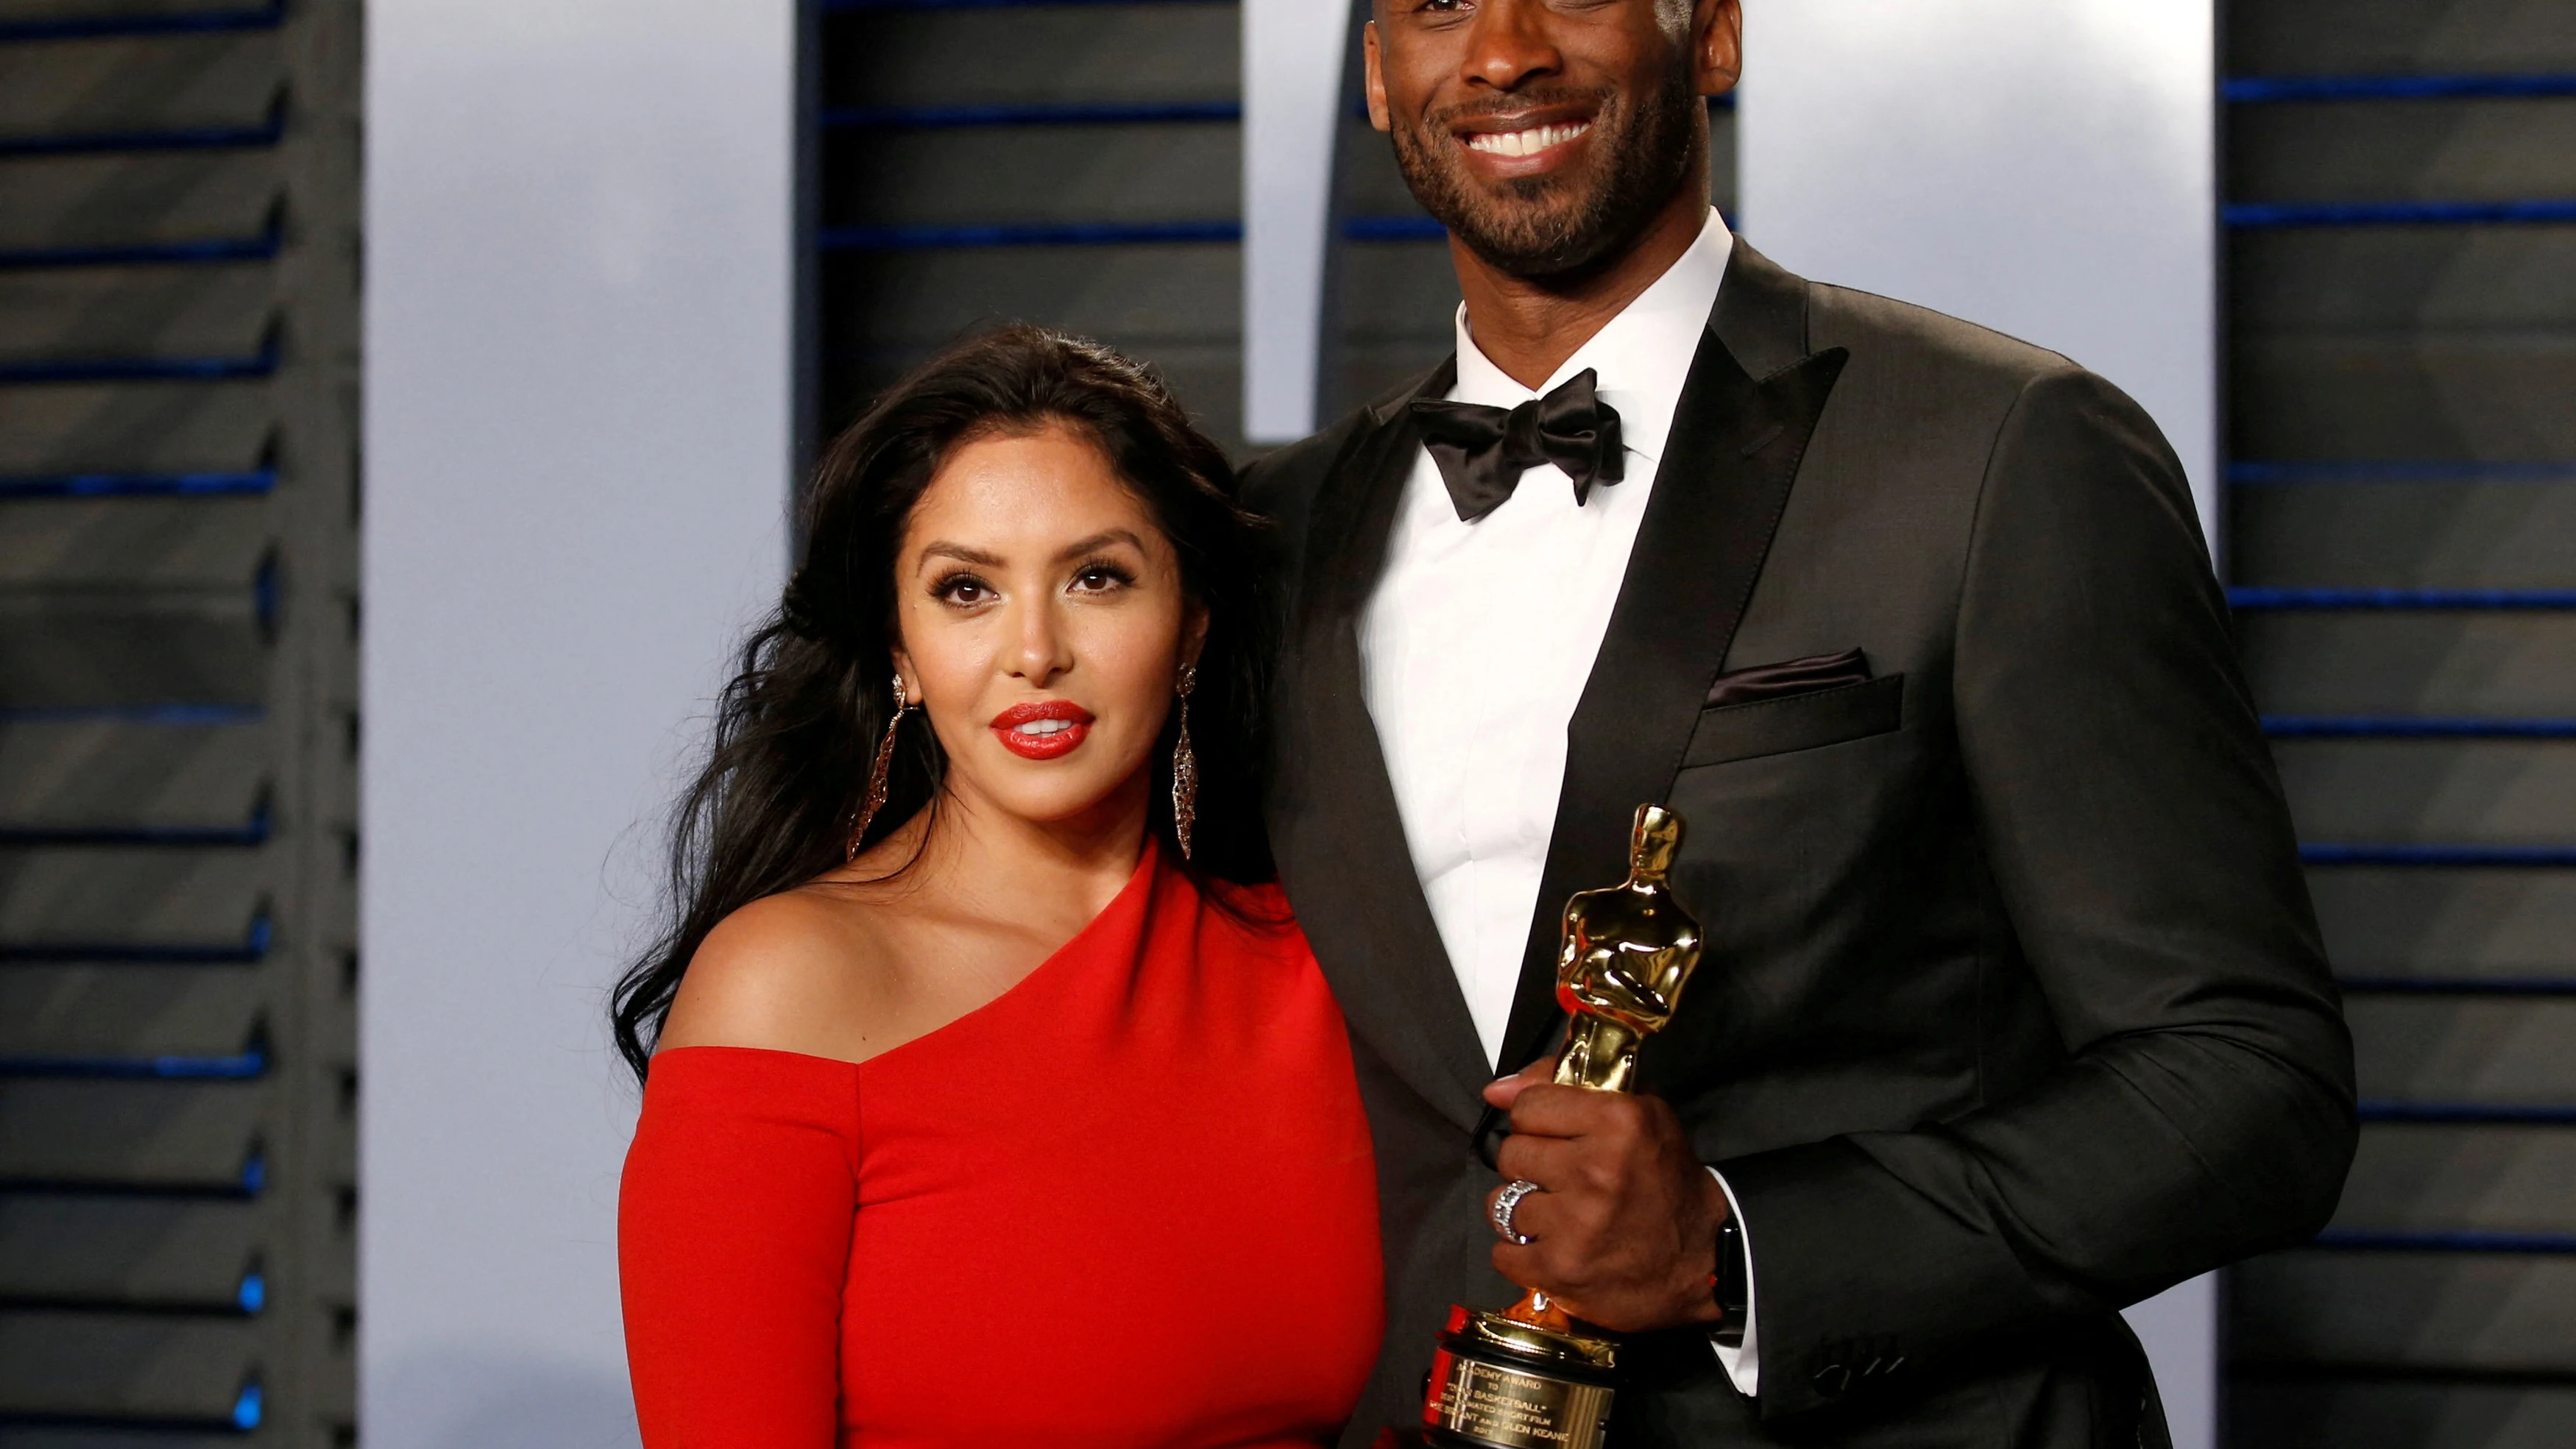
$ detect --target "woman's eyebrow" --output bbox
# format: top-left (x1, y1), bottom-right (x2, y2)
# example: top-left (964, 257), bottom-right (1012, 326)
top-left (1054, 528), bottom-right (1146, 561)
top-left (916, 541), bottom-right (1004, 568)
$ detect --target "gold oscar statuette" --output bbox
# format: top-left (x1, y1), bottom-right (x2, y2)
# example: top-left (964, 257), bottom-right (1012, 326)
top-left (1420, 804), bottom-right (1705, 1449)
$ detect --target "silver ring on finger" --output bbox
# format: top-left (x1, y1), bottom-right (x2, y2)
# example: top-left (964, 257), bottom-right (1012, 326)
top-left (1490, 1178), bottom-right (1541, 1245)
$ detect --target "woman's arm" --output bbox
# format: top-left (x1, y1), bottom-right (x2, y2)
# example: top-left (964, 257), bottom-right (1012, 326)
top-left (620, 1047), bottom-right (860, 1448)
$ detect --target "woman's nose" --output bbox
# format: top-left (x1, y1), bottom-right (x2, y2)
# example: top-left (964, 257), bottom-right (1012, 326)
top-left (1008, 597), bottom-right (1075, 687)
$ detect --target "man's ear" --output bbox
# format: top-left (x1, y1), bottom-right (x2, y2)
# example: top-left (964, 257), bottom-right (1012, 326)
top-left (1694, 0), bottom-right (1743, 99)
top-left (1364, 21), bottom-right (1393, 132)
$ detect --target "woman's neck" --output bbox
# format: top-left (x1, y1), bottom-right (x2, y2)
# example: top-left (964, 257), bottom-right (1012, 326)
top-left (874, 773), bottom-right (1153, 927)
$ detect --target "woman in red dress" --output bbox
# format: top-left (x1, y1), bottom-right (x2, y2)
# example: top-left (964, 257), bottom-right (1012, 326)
top-left (611, 328), bottom-right (1382, 1448)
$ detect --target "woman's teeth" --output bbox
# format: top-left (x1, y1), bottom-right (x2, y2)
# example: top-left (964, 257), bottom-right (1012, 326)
top-left (1466, 121), bottom-right (1590, 158)
top-left (1015, 719), bottom-right (1075, 737)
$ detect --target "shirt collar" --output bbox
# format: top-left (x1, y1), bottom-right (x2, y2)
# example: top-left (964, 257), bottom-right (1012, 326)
top-left (1448, 208), bottom-right (1734, 464)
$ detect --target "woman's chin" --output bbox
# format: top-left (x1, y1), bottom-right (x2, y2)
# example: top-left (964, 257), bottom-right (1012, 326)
top-left (960, 769), bottom-right (1145, 835)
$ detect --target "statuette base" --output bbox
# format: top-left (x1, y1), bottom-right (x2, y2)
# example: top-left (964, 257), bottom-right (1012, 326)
top-left (1422, 1307), bottom-right (1616, 1449)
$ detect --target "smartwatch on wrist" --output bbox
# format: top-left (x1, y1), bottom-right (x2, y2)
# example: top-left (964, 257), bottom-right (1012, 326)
top-left (1712, 1215), bottom-right (1749, 1348)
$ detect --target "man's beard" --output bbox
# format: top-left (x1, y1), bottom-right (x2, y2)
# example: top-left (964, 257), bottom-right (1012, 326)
top-left (1388, 56), bottom-right (1704, 280)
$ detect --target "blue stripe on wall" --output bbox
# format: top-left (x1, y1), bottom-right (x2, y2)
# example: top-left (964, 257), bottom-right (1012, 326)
top-left (823, 100), bottom-right (1241, 128)
top-left (2340, 976), bottom-right (2576, 997)
top-left (0, 1042), bottom-right (270, 1081)
top-left (0, 913), bottom-right (274, 967)
top-left (2304, 844), bottom-right (2576, 868)
top-left (0, 469), bottom-right (277, 500)
top-left (0, 704), bottom-right (266, 725)
top-left (2310, 1229), bottom-right (2576, 1254)
top-left (0, 116), bottom-right (284, 160)
top-left (0, 339), bottom-right (278, 386)
top-left (0, 230), bottom-right (281, 271)
top-left (2228, 199), bottom-right (2576, 227)
top-left (2359, 1102), bottom-right (2576, 1126)
top-left (2231, 460), bottom-right (2576, 483)
top-left (2227, 74), bottom-right (2576, 102)
top-left (2264, 717), bottom-right (2576, 740)
top-left (0, 4), bottom-right (282, 43)
top-left (2230, 587), bottom-right (2576, 610)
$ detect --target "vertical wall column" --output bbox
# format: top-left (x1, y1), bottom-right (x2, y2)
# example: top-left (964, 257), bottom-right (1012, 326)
top-left (361, 1), bottom-right (796, 1444)
top-left (1740, 4), bottom-right (2221, 1447)
top-left (1740, 0), bottom-right (2221, 545)
top-left (1244, 0), bottom-right (1356, 444)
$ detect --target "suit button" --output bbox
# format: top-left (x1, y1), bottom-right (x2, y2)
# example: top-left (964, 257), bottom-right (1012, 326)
top-left (1813, 1364), bottom-right (1852, 1399)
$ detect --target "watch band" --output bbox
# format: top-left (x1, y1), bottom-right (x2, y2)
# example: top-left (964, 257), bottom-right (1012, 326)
top-left (1712, 1215), bottom-right (1749, 1348)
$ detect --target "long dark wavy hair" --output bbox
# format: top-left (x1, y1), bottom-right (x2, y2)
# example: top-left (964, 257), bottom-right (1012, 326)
top-left (610, 326), bottom-right (1274, 1084)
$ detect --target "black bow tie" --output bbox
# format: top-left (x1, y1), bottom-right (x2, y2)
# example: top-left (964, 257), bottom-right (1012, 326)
top-left (1409, 368), bottom-right (1626, 523)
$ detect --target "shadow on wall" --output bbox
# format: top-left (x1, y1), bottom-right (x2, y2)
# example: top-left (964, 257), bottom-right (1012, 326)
top-left (374, 1352), bottom-right (637, 1449)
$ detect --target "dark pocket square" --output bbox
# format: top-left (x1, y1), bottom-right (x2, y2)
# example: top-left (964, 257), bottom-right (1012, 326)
top-left (1705, 648), bottom-right (1874, 709)
top-left (1683, 668), bottom-right (1904, 768)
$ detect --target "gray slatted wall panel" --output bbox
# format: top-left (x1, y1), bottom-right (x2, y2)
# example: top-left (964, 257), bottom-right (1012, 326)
top-left (2225, 1), bottom-right (2576, 1445)
top-left (0, 0), bottom-right (358, 1444)
top-left (818, 1), bottom-right (1249, 448)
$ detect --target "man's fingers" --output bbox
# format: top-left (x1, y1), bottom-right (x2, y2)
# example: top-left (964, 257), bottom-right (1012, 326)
top-left (1493, 1130), bottom-right (1577, 1188)
top-left (1506, 1081), bottom-right (1649, 1141)
top-left (1490, 1219), bottom-right (1600, 1305)
top-left (1485, 1178), bottom-right (1613, 1261)
top-left (1481, 1057), bottom-right (1556, 1111)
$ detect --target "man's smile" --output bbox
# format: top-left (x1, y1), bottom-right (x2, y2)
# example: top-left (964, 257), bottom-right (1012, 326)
top-left (1462, 118), bottom-right (1593, 159)
top-left (1447, 99), bottom-right (1603, 177)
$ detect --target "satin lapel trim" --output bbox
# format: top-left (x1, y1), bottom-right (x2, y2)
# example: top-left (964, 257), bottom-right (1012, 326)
top-left (1493, 318), bottom-right (1853, 1072)
top-left (1272, 359), bottom-right (1495, 1131)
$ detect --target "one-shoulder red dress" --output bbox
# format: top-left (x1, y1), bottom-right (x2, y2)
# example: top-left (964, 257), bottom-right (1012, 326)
top-left (618, 840), bottom-right (1384, 1448)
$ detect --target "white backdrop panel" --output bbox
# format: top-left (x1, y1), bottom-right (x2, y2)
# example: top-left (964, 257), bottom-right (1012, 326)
top-left (1743, 4), bottom-right (2222, 1447)
top-left (1245, 0), bottom-right (1359, 444)
top-left (361, 1), bottom-right (795, 1444)
top-left (1741, 0), bottom-right (2221, 545)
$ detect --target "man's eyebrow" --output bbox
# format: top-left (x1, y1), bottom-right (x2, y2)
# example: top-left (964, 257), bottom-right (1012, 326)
top-left (1055, 529), bottom-right (1147, 561)
top-left (916, 541), bottom-right (1004, 568)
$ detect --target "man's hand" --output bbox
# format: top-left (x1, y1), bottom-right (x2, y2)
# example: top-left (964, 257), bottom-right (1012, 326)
top-left (1484, 1058), bottom-right (1731, 1334)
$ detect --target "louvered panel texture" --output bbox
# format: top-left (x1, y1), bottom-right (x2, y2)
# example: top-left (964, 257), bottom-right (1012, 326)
top-left (2226, 0), bottom-right (2576, 1443)
top-left (2312, 868), bottom-right (2576, 977)
top-left (0, 1), bottom-right (355, 1445)
top-left (816, 1), bottom-right (1252, 447)
top-left (0, 151), bottom-right (278, 251)
top-left (814, 0), bottom-right (1735, 458)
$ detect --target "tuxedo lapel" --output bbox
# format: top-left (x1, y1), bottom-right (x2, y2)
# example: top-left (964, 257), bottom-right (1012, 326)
top-left (1270, 360), bottom-right (1496, 1130)
top-left (1494, 243), bottom-right (1851, 1071)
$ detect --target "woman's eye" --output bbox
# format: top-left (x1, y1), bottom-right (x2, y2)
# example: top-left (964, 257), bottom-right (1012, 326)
top-left (935, 574), bottom-right (994, 605)
top-left (1070, 563), bottom-right (1135, 593)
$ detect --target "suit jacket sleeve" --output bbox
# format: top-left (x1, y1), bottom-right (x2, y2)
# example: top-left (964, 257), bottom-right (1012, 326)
top-left (1711, 366), bottom-right (2358, 1420)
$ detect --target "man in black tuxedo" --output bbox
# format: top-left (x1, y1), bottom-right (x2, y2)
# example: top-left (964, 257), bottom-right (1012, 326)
top-left (1243, 1), bottom-right (2357, 1445)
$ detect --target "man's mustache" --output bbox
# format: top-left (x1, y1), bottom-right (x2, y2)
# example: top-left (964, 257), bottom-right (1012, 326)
top-left (1414, 86), bottom-right (1619, 137)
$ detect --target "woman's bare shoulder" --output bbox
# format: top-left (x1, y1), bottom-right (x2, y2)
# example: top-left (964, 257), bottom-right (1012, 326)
top-left (656, 885), bottom-right (908, 1063)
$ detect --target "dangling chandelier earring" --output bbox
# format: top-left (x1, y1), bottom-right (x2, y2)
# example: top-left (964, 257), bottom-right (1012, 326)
top-left (1171, 664), bottom-right (1198, 862)
top-left (847, 671), bottom-right (913, 863)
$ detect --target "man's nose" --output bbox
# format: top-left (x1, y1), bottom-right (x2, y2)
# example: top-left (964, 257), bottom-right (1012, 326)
top-left (1462, 0), bottom-right (1565, 91)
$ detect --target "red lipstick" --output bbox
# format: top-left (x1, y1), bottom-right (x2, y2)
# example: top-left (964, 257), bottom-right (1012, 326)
top-left (990, 699), bottom-right (1095, 761)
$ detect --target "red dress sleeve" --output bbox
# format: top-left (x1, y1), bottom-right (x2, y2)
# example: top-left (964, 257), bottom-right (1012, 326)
top-left (619, 1047), bottom-right (861, 1448)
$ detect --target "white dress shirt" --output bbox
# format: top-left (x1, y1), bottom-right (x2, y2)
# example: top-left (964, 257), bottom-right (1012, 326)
top-left (1358, 208), bottom-right (1763, 1394)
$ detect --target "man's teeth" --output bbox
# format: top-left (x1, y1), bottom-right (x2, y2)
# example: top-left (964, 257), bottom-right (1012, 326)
top-left (1014, 719), bottom-right (1075, 736)
top-left (1467, 121), bottom-right (1590, 158)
